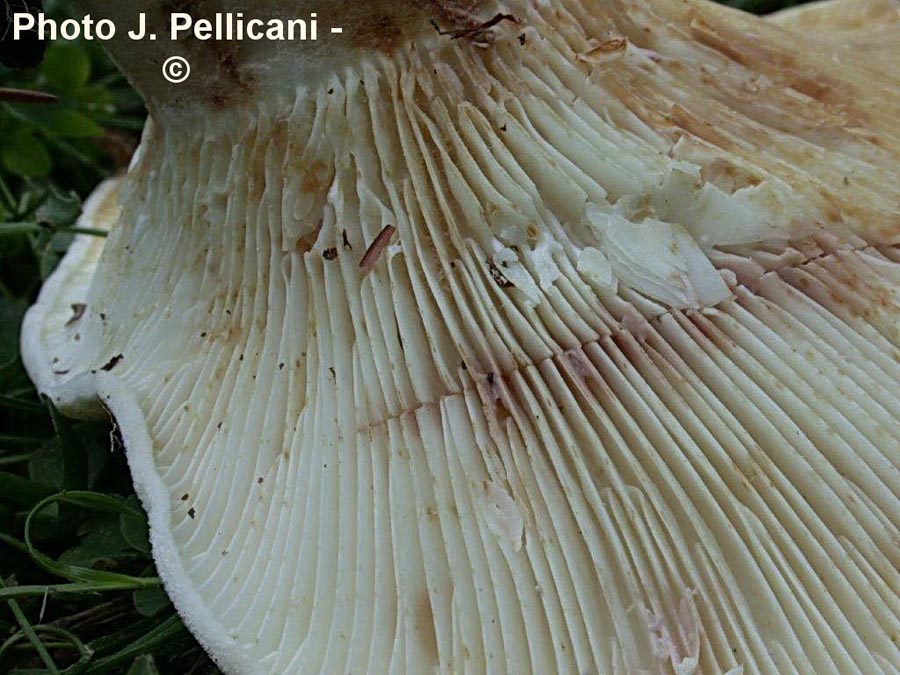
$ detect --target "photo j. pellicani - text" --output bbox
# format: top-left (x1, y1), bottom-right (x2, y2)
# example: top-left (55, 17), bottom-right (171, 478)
top-left (12, 12), bottom-right (323, 42)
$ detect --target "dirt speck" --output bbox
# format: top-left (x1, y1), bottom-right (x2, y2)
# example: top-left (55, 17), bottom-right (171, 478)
top-left (415, 591), bottom-right (439, 664)
top-left (97, 354), bottom-right (124, 372)
top-left (66, 303), bottom-right (87, 327)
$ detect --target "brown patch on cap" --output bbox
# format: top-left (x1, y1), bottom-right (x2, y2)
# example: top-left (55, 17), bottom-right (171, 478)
top-left (669, 104), bottom-right (737, 153)
top-left (344, 1), bottom-right (505, 53)
top-left (334, 1), bottom-right (431, 54)
top-left (146, 0), bottom-right (254, 109)
top-left (352, 13), bottom-right (407, 53)
top-left (689, 13), bottom-right (848, 106)
top-left (415, 591), bottom-right (439, 665)
top-left (495, 397), bottom-right (512, 425)
top-left (300, 162), bottom-right (333, 195)
top-left (577, 37), bottom-right (628, 63)
top-left (701, 157), bottom-right (763, 192)
top-left (296, 221), bottom-right (324, 255)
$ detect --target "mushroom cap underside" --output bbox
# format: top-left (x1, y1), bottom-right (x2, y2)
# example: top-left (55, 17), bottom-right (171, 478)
top-left (21, 0), bottom-right (900, 673)
top-left (769, 0), bottom-right (900, 75)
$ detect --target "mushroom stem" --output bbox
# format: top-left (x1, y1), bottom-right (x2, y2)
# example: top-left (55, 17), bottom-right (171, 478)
top-left (71, 0), bottom-right (493, 113)
top-left (69, 0), bottom-right (174, 107)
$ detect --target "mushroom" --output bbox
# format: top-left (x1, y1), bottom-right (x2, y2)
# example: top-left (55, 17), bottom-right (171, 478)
top-left (769, 0), bottom-right (900, 75)
top-left (22, 1), bottom-right (900, 673)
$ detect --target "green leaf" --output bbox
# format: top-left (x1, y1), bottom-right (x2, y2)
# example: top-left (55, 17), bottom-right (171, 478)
top-left (84, 432), bottom-right (112, 490)
top-left (0, 173), bottom-right (15, 214)
top-left (133, 588), bottom-right (171, 618)
top-left (39, 246), bottom-right (61, 280)
top-left (0, 579), bottom-right (153, 601)
top-left (28, 440), bottom-right (66, 491)
top-left (1, 129), bottom-right (52, 179)
top-left (0, 222), bottom-right (41, 237)
top-left (73, 85), bottom-right (117, 111)
top-left (16, 185), bottom-right (51, 219)
top-left (23, 492), bottom-right (160, 586)
top-left (0, 396), bottom-right (46, 414)
top-left (46, 397), bottom-right (89, 491)
top-left (0, 434), bottom-right (46, 446)
top-left (0, 473), bottom-right (55, 508)
top-left (0, 362), bottom-right (33, 406)
top-left (35, 189), bottom-right (82, 227)
top-left (41, 44), bottom-right (92, 95)
top-left (59, 515), bottom-right (132, 567)
top-left (16, 108), bottom-right (104, 140)
top-left (120, 496), bottom-right (151, 555)
top-left (83, 615), bottom-right (184, 674)
top-left (1, 592), bottom-right (61, 675)
top-left (0, 625), bottom-right (92, 671)
top-left (0, 296), bottom-right (26, 368)
top-left (49, 231), bottom-right (75, 256)
top-left (126, 654), bottom-right (161, 675)
top-left (85, 613), bottom-right (174, 658)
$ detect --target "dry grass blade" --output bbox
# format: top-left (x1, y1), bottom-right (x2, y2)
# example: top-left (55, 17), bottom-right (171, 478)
top-left (0, 88), bottom-right (60, 105)
top-left (430, 13), bottom-right (519, 41)
top-left (359, 224), bottom-right (396, 274)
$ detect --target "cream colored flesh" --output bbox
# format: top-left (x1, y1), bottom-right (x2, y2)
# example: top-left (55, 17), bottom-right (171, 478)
top-left (22, 0), bottom-right (900, 673)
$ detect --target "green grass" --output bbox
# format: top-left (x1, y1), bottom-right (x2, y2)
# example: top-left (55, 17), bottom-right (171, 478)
top-left (0, 0), bottom-right (812, 672)
top-left (0, 3), bottom-right (220, 671)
